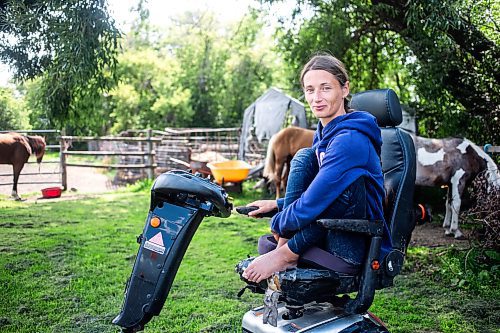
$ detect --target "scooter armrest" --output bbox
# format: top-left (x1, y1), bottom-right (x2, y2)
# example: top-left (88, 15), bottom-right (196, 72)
top-left (317, 219), bottom-right (384, 236)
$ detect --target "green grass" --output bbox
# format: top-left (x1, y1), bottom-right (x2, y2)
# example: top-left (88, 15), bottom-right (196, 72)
top-left (0, 184), bottom-right (498, 333)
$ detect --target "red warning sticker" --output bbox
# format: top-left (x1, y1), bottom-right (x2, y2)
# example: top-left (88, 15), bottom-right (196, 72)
top-left (144, 232), bottom-right (166, 254)
top-left (149, 232), bottom-right (164, 246)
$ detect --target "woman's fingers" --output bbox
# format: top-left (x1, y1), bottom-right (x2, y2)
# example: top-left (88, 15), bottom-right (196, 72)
top-left (246, 200), bottom-right (276, 217)
top-left (248, 207), bottom-right (264, 217)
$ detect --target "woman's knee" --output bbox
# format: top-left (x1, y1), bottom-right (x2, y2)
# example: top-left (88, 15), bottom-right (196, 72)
top-left (285, 148), bottom-right (318, 202)
top-left (257, 234), bottom-right (277, 255)
top-left (290, 148), bottom-right (317, 171)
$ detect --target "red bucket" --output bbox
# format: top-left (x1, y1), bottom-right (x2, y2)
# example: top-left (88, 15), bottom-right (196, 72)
top-left (41, 187), bottom-right (62, 199)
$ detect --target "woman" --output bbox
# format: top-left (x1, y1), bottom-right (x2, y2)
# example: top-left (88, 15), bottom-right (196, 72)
top-left (242, 54), bottom-right (392, 283)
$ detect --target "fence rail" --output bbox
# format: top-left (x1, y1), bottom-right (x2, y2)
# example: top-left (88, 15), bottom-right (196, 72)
top-left (64, 162), bottom-right (157, 169)
top-left (63, 151), bottom-right (152, 156)
top-left (60, 136), bottom-right (162, 142)
top-left (0, 129), bottom-right (60, 134)
top-left (2, 181), bottom-right (61, 185)
top-left (2, 128), bottom-right (246, 192)
top-left (484, 145), bottom-right (500, 153)
top-left (59, 130), bottom-right (157, 189)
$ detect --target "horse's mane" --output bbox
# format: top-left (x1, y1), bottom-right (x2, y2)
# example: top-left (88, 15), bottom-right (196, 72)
top-left (467, 139), bottom-right (500, 189)
top-left (25, 135), bottom-right (46, 156)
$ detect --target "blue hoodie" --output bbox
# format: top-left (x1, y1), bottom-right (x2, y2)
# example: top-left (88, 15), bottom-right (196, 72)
top-left (271, 111), bottom-right (392, 259)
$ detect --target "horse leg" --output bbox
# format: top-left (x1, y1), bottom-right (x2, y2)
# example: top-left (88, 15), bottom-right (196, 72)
top-left (12, 163), bottom-right (24, 201)
top-left (274, 158), bottom-right (286, 200)
top-left (443, 188), bottom-right (452, 233)
top-left (282, 157), bottom-right (291, 196)
top-left (448, 169), bottom-right (467, 239)
top-left (275, 178), bottom-right (281, 200)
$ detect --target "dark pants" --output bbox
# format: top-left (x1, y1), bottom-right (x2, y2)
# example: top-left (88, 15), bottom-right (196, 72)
top-left (274, 148), bottom-right (368, 266)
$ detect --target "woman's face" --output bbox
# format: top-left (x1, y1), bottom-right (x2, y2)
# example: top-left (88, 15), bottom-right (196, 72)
top-left (303, 69), bottom-right (349, 126)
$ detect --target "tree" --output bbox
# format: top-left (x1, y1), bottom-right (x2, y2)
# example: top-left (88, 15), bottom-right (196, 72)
top-left (0, 87), bottom-right (31, 130)
top-left (99, 8), bottom-right (281, 132)
top-left (373, 0), bottom-right (499, 141)
top-left (167, 9), bottom-right (281, 127)
top-left (105, 49), bottom-right (194, 133)
top-left (0, 0), bottom-right (120, 130)
top-left (217, 10), bottom-right (282, 126)
top-left (270, 1), bottom-right (419, 116)
top-left (265, 0), bottom-right (499, 143)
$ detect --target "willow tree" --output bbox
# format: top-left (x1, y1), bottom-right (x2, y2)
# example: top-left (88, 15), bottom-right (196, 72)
top-left (0, 0), bottom-right (120, 130)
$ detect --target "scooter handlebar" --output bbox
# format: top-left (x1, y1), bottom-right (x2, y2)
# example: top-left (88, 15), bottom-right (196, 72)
top-left (152, 170), bottom-right (232, 217)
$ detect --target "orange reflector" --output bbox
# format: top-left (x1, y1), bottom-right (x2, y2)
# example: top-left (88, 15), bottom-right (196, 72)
top-left (371, 260), bottom-right (380, 270)
top-left (418, 203), bottom-right (426, 220)
top-left (150, 217), bottom-right (161, 228)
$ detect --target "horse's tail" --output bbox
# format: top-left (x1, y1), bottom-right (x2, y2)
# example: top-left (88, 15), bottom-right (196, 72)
top-left (469, 139), bottom-right (500, 189)
top-left (263, 135), bottom-right (277, 182)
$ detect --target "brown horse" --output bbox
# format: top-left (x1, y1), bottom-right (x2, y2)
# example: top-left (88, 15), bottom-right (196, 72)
top-left (414, 135), bottom-right (500, 238)
top-left (0, 132), bottom-right (46, 200)
top-left (263, 127), bottom-right (315, 199)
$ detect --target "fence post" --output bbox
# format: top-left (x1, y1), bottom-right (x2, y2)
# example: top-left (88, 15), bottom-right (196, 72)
top-left (59, 135), bottom-right (67, 190)
top-left (146, 129), bottom-right (154, 179)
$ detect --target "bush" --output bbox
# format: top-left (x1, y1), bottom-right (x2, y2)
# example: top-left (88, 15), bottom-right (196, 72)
top-left (126, 178), bottom-right (154, 192)
top-left (425, 173), bottom-right (500, 296)
top-left (462, 174), bottom-right (500, 251)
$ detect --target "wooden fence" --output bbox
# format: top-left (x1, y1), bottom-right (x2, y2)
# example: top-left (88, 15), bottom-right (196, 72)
top-left (156, 127), bottom-right (241, 169)
top-left (59, 134), bottom-right (500, 189)
top-left (484, 145), bottom-right (500, 154)
top-left (58, 127), bottom-right (244, 187)
top-left (3, 128), bottom-right (497, 193)
top-left (59, 130), bottom-right (160, 189)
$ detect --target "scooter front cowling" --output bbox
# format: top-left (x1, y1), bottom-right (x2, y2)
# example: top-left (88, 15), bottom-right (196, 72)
top-left (113, 171), bottom-right (232, 332)
top-left (242, 303), bottom-right (389, 333)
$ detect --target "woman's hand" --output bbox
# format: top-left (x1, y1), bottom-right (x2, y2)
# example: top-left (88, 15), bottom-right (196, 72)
top-left (246, 200), bottom-right (278, 217)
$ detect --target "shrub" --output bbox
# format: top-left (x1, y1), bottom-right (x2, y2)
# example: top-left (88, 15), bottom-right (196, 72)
top-left (462, 173), bottom-right (500, 251)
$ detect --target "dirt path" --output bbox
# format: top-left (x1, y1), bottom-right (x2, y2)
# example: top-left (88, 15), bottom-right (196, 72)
top-left (410, 221), bottom-right (470, 248)
top-left (0, 162), bottom-right (120, 200)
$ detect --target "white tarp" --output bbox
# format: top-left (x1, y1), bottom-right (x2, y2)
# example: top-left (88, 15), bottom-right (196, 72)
top-left (238, 87), bottom-right (308, 160)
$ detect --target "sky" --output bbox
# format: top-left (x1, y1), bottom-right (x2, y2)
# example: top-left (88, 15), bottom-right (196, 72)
top-left (0, 0), bottom-right (300, 86)
top-left (107, 0), bottom-right (261, 30)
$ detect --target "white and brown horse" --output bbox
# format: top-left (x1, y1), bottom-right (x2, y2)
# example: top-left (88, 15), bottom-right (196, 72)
top-left (0, 132), bottom-right (46, 200)
top-left (414, 136), bottom-right (500, 238)
top-left (263, 127), bottom-right (315, 199)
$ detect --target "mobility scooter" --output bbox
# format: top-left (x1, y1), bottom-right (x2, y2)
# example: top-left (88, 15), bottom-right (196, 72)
top-left (113, 88), bottom-right (416, 332)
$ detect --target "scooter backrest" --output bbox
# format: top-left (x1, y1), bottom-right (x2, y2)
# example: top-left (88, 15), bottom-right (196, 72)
top-left (350, 89), bottom-right (402, 127)
top-left (351, 89), bottom-right (416, 252)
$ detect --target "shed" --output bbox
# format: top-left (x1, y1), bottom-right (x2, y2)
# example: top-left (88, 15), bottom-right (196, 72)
top-left (238, 87), bottom-right (308, 162)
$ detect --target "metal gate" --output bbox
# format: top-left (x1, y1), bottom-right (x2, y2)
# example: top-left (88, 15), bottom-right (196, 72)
top-left (0, 130), bottom-right (63, 193)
